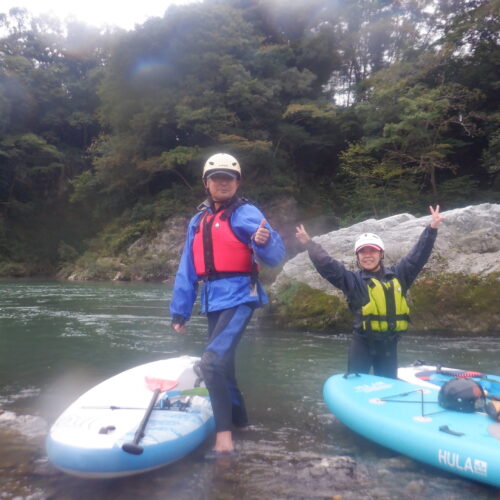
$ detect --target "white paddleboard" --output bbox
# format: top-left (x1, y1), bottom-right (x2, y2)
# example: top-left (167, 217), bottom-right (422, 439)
top-left (398, 362), bottom-right (500, 397)
top-left (46, 356), bottom-right (214, 478)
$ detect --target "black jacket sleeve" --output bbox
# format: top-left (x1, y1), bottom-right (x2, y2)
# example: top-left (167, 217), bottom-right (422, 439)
top-left (393, 225), bottom-right (437, 291)
top-left (305, 240), bottom-right (359, 296)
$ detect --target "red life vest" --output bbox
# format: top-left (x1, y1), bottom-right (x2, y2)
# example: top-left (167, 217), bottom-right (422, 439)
top-left (193, 203), bottom-right (254, 279)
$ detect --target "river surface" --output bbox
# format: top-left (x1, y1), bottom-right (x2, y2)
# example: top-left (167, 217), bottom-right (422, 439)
top-left (0, 279), bottom-right (499, 500)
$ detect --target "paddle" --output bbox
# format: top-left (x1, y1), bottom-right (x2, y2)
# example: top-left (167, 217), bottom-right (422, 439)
top-left (435, 368), bottom-right (500, 386)
top-left (122, 377), bottom-right (178, 455)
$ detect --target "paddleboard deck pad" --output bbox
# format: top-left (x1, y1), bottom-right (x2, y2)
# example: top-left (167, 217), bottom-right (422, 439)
top-left (47, 356), bottom-right (214, 478)
top-left (323, 373), bottom-right (500, 487)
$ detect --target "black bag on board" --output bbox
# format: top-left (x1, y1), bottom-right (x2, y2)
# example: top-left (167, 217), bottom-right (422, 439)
top-left (438, 378), bottom-right (485, 413)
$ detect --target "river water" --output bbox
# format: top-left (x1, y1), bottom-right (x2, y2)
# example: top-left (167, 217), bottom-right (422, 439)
top-left (0, 279), bottom-right (498, 500)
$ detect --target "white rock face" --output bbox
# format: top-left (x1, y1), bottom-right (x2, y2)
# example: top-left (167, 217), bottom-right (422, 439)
top-left (273, 203), bottom-right (500, 298)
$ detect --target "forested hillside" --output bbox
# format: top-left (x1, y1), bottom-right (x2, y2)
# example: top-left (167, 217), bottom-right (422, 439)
top-left (0, 0), bottom-right (498, 277)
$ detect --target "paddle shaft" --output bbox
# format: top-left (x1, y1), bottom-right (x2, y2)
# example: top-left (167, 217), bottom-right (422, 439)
top-left (136, 388), bottom-right (160, 440)
top-left (122, 388), bottom-right (160, 455)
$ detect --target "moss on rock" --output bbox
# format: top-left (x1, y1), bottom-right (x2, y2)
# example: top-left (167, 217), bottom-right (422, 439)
top-left (409, 272), bottom-right (500, 333)
top-left (269, 280), bottom-right (351, 330)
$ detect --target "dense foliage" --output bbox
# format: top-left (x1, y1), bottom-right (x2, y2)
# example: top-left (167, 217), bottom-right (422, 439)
top-left (0, 0), bottom-right (498, 274)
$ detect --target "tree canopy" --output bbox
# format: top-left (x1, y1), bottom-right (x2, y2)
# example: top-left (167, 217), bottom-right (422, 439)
top-left (0, 0), bottom-right (498, 273)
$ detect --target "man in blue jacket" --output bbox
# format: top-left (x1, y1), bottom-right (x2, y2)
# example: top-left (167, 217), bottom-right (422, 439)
top-left (295, 206), bottom-right (444, 379)
top-left (170, 153), bottom-right (285, 457)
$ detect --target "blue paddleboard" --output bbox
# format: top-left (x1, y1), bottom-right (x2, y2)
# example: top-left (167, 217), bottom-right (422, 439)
top-left (323, 373), bottom-right (500, 487)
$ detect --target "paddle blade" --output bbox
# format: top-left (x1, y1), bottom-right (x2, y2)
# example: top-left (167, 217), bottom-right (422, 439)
top-left (145, 377), bottom-right (177, 393)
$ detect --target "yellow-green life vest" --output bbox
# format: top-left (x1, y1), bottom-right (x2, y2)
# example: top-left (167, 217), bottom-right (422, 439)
top-left (361, 277), bottom-right (410, 333)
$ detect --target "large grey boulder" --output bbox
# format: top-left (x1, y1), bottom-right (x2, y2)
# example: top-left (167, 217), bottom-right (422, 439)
top-left (273, 203), bottom-right (500, 296)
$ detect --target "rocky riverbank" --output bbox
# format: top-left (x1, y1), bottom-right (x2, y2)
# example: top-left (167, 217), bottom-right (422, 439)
top-left (268, 203), bottom-right (500, 334)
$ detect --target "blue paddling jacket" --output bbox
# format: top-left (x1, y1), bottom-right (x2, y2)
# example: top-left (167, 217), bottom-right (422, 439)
top-left (170, 198), bottom-right (285, 324)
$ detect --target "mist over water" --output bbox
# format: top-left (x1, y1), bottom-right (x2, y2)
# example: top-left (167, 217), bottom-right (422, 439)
top-left (0, 280), bottom-right (498, 499)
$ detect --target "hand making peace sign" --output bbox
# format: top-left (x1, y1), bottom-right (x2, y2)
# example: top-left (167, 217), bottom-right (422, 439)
top-left (429, 205), bottom-right (444, 229)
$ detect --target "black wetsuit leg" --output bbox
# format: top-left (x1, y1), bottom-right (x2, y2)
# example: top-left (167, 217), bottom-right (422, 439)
top-left (200, 304), bottom-right (253, 432)
top-left (347, 334), bottom-right (398, 379)
top-left (372, 338), bottom-right (398, 379)
top-left (347, 334), bottom-right (372, 374)
top-left (226, 350), bottom-right (249, 428)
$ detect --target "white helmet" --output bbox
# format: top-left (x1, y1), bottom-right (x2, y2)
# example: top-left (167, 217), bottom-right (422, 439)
top-left (354, 233), bottom-right (385, 253)
top-left (203, 153), bottom-right (241, 180)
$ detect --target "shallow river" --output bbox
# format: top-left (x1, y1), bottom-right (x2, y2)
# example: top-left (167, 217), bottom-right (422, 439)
top-left (0, 280), bottom-right (498, 499)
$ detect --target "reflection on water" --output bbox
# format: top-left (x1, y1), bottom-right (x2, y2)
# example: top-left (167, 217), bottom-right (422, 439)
top-left (0, 280), bottom-right (499, 499)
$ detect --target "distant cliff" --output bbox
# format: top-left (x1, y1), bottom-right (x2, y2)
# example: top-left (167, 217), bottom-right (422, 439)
top-left (269, 204), bottom-right (500, 334)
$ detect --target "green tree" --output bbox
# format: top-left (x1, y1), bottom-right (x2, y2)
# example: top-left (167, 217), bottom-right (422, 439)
top-left (0, 8), bottom-right (105, 263)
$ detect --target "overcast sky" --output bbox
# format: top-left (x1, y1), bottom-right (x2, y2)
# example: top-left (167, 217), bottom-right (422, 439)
top-left (2, 0), bottom-right (201, 30)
